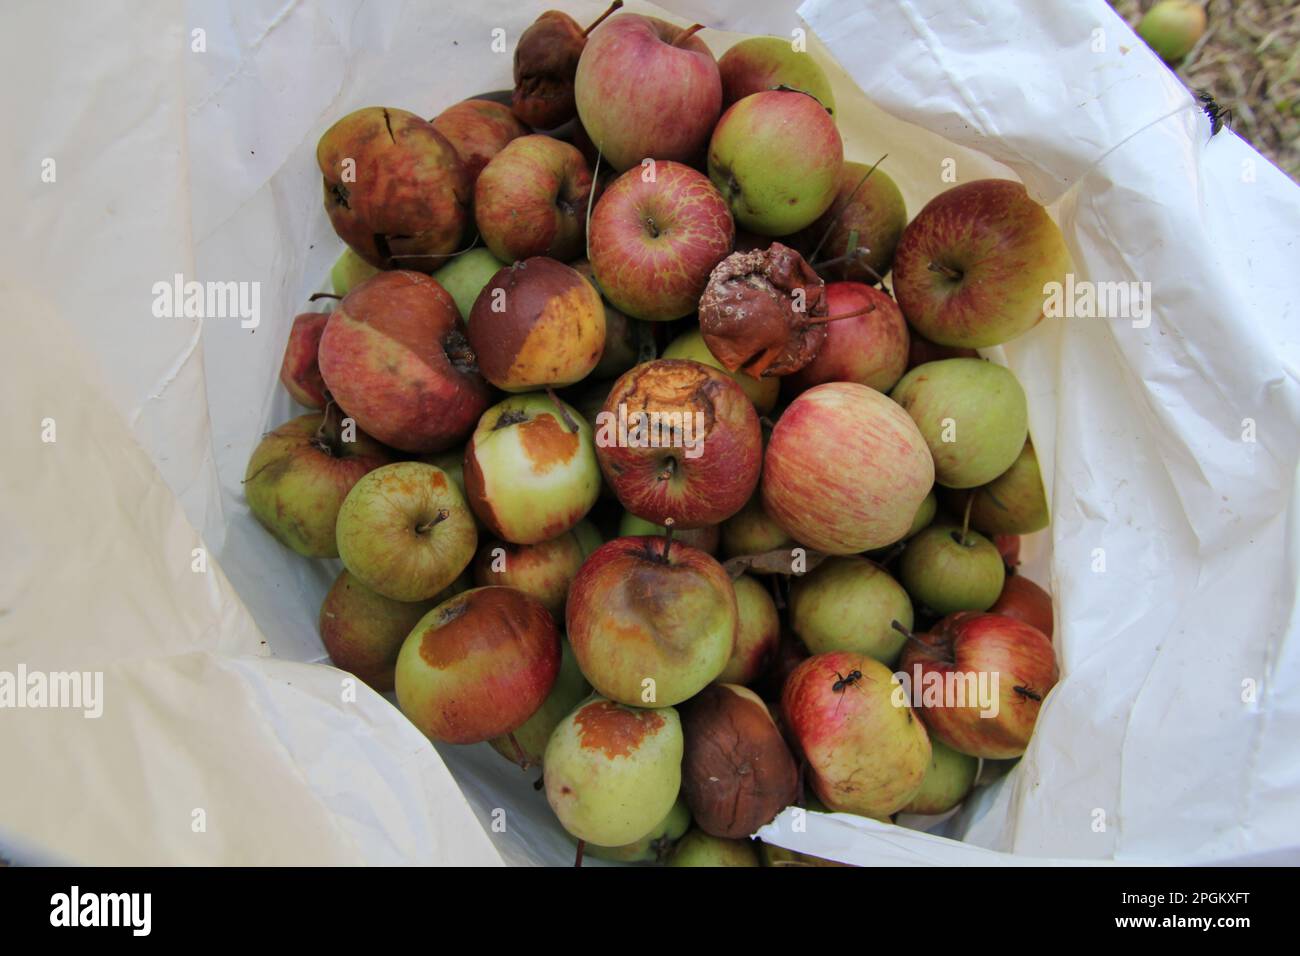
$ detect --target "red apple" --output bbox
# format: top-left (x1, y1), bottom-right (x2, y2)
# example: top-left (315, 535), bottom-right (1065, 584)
top-left (318, 271), bottom-right (490, 453)
top-left (574, 14), bottom-right (722, 172)
top-left (989, 575), bottom-right (1054, 640)
top-left (899, 612), bottom-right (1058, 759)
top-left (279, 312), bottom-right (328, 408)
top-left (995, 533), bottom-right (1021, 569)
top-left (595, 359), bottom-right (762, 529)
top-left (567, 536), bottom-right (737, 707)
top-left (892, 179), bottom-right (1070, 348)
top-left (588, 161), bottom-right (734, 322)
top-left (785, 282), bottom-right (909, 395)
top-left (762, 382), bottom-right (934, 553)
top-left (782, 651), bottom-right (931, 817)
top-left (394, 586), bottom-right (561, 744)
top-left (431, 98), bottom-right (527, 183)
top-left (474, 136), bottom-right (595, 263)
top-left (319, 569), bottom-right (444, 691)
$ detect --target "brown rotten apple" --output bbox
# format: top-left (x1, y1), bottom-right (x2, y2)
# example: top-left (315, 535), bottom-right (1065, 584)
top-left (394, 586), bottom-right (561, 745)
top-left (782, 651), bottom-right (931, 817)
top-left (680, 683), bottom-right (799, 839)
top-left (243, 407), bottom-right (391, 558)
top-left (431, 98), bottom-right (527, 183)
top-left (899, 612), bottom-right (1058, 759)
top-left (467, 257), bottom-right (605, 391)
top-left (317, 107), bottom-right (470, 269)
top-left (318, 271), bottom-right (490, 453)
top-left (588, 161), bottom-right (734, 322)
top-left (473, 136), bottom-right (595, 263)
top-left (511, 2), bottom-right (624, 130)
top-left (567, 536), bottom-right (737, 708)
top-left (594, 359), bottom-right (762, 529)
top-left (892, 179), bottom-right (1070, 348)
top-left (574, 14), bottom-right (721, 171)
top-left (762, 382), bottom-right (934, 554)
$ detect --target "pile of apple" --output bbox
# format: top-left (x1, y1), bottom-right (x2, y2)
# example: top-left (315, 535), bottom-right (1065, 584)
top-left (246, 5), bottom-right (1069, 867)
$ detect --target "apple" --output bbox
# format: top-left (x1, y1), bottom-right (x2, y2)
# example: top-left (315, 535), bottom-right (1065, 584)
top-left (431, 98), bottom-right (527, 183)
top-left (574, 14), bottom-right (721, 172)
top-left (891, 358), bottom-right (1028, 488)
top-left (899, 523), bottom-right (1005, 614)
top-left (471, 524), bottom-right (591, 618)
top-left (394, 586), bottom-right (560, 744)
top-left (463, 393), bottom-right (601, 545)
top-left (943, 439), bottom-right (1049, 535)
top-left (782, 651), bottom-right (931, 817)
top-left (670, 830), bottom-right (761, 866)
top-left (899, 612), bottom-right (1058, 759)
top-left (432, 248), bottom-right (506, 322)
top-left (318, 270), bottom-right (491, 453)
top-left (996, 533), bottom-right (1021, 570)
top-left (489, 638), bottom-right (591, 768)
top-left (798, 161), bottom-right (906, 284)
top-left (618, 511), bottom-right (719, 556)
top-left (585, 798), bottom-right (691, 864)
top-left (708, 89), bottom-right (842, 236)
top-left (474, 136), bottom-right (595, 263)
top-left (317, 107), bottom-right (469, 268)
top-left (717, 575), bottom-right (781, 685)
top-left (989, 574), bottom-right (1054, 640)
top-left (662, 328), bottom-right (778, 414)
top-left (567, 536), bottom-right (737, 707)
top-left (331, 247), bottom-right (381, 296)
top-left (718, 36), bottom-right (835, 113)
top-left (720, 493), bottom-right (793, 559)
top-left (907, 490), bottom-right (938, 538)
top-left (243, 409), bottom-right (391, 558)
top-left (417, 448), bottom-right (469, 502)
top-left (762, 382), bottom-right (935, 554)
top-left (899, 739), bottom-right (978, 815)
top-left (572, 258), bottom-right (646, 379)
top-left (907, 332), bottom-right (979, 370)
top-left (319, 570), bottom-right (445, 691)
top-left (1137, 0), bottom-right (1206, 64)
top-left (279, 312), bottom-right (328, 408)
top-left (467, 257), bottom-right (605, 391)
top-left (892, 179), bottom-right (1070, 348)
top-left (335, 461), bottom-right (478, 601)
top-left (785, 282), bottom-right (909, 394)
top-left (511, 2), bottom-right (624, 130)
top-left (544, 696), bottom-right (684, 847)
top-left (789, 556), bottom-right (914, 665)
top-left (595, 359), bottom-right (762, 529)
top-left (588, 161), bottom-right (734, 321)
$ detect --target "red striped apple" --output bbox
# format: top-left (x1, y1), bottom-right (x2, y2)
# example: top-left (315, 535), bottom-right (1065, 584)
top-left (431, 98), bottom-right (527, 183)
top-left (762, 382), bottom-right (934, 553)
top-left (473, 136), bottom-right (594, 263)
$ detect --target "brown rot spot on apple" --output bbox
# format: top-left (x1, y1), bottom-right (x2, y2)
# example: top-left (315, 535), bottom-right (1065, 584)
top-left (574, 700), bottom-right (665, 758)
top-left (519, 414), bottom-right (580, 472)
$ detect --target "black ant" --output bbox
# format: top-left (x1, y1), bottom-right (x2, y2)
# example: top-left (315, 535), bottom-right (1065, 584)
top-left (1195, 89), bottom-right (1233, 138)
top-left (831, 669), bottom-right (866, 719)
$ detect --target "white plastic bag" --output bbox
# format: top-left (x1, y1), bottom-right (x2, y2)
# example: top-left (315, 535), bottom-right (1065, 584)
top-left (1, 0), bottom-right (1296, 865)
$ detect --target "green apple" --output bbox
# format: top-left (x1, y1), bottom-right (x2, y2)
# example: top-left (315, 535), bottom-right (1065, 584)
top-left (662, 328), bottom-right (778, 414)
top-left (946, 440), bottom-right (1049, 536)
top-left (572, 518), bottom-right (603, 558)
top-left (898, 523), bottom-right (1004, 614)
top-left (707, 89), bottom-right (843, 236)
top-left (544, 696), bottom-right (684, 847)
top-left (718, 36), bottom-right (836, 113)
top-left (907, 490), bottom-right (938, 538)
top-left (585, 798), bottom-right (691, 863)
top-left (789, 556), bottom-right (913, 665)
top-left (717, 574), bottom-right (781, 684)
top-left (891, 358), bottom-right (1028, 488)
top-left (330, 247), bottom-right (380, 296)
top-left (463, 393), bottom-right (601, 545)
top-left (489, 639), bottom-right (591, 768)
top-left (432, 248), bottom-right (505, 322)
top-left (900, 739), bottom-right (978, 815)
top-left (720, 493), bottom-right (794, 558)
top-left (335, 461), bottom-right (478, 601)
top-left (1137, 0), bottom-right (1206, 64)
top-left (669, 830), bottom-right (761, 867)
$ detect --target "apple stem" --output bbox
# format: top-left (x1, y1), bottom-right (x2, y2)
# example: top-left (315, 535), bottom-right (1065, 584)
top-left (312, 399), bottom-right (345, 457)
top-left (574, 840), bottom-right (586, 868)
top-left (808, 153), bottom-right (888, 263)
top-left (415, 510), bottom-right (450, 534)
top-left (308, 292), bottom-right (341, 302)
top-left (928, 261), bottom-right (963, 281)
top-left (546, 387), bottom-right (580, 433)
top-left (584, 147), bottom-right (603, 263)
top-left (583, 0), bottom-right (623, 36)
top-left (804, 299), bottom-right (879, 326)
top-left (671, 23), bottom-right (705, 47)
top-left (960, 493), bottom-right (974, 546)
top-left (506, 732), bottom-right (531, 769)
top-left (891, 619), bottom-right (955, 663)
top-left (662, 518), bottom-right (674, 561)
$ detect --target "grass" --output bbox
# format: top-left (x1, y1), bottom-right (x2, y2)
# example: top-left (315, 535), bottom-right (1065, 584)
top-left (1110, 0), bottom-right (1300, 181)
